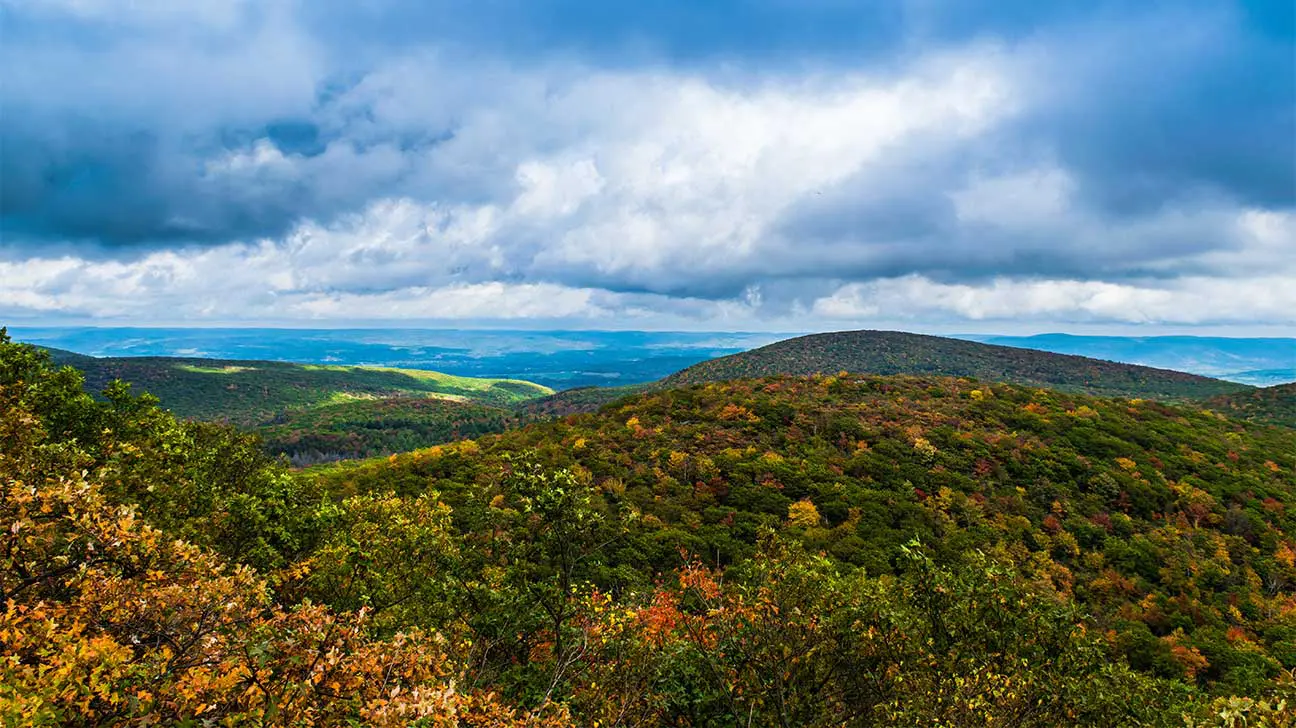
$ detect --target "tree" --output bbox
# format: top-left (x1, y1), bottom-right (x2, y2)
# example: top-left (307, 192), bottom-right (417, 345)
top-left (572, 536), bottom-right (1188, 727)
top-left (787, 498), bottom-right (821, 528)
top-left (456, 454), bottom-right (624, 705)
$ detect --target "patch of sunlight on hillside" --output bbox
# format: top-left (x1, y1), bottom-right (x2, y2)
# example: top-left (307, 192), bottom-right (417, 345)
top-left (175, 364), bottom-right (257, 374)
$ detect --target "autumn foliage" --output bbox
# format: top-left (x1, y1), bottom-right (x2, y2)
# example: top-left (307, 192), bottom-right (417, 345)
top-left (3, 332), bottom-right (1294, 725)
top-left (0, 333), bottom-right (566, 726)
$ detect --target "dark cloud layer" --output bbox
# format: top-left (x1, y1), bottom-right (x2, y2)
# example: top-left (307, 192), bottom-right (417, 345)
top-left (0, 0), bottom-right (1292, 328)
top-left (1029, 4), bottom-right (1295, 213)
top-left (2, 0), bottom-right (1289, 252)
top-left (2, 123), bottom-right (299, 245)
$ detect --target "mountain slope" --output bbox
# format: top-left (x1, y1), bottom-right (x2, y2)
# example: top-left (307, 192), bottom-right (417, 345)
top-left (1205, 383), bottom-right (1296, 428)
top-left (512, 383), bottom-right (652, 419)
top-left (311, 373), bottom-right (1296, 693)
top-left (970, 333), bottom-right (1296, 385)
top-left (257, 396), bottom-right (522, 465)
top-left (664, 330), bottom-right (1247, 400)
top-left (9, 335), bottom-right (1294, 721)
top-left (43, 349), bottom-right (552, 424)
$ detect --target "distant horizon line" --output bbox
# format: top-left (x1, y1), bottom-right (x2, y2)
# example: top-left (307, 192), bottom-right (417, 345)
top-left (5, 323), bottom-right (1296, 341)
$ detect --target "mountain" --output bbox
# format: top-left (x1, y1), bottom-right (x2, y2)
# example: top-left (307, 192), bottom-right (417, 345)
top-left (1216, 369), bottom-right (1296, 387)
top-left (312, 373), bottom-right (1296, 699)
top-left (14, 326), bottom-right (784, 389)
top-left (502, 331), bottom-right (1259, 422)
top-left (968, 333), bottom-right (1296, 385)
top-left (7, 333), bottom-right (1294, 724)
top-left (1204, 383), bottom-right (1296, 428)
top-left (255, 396), bottom-right (525, 466)
top-left (511, 382), bottom-right (653, 419)
top-left (663, 330), bottom-right (1248, 400)
top-left (39, 333), bottom-right (1268, 465)
top-left (42, 349), bottom-right (552, 424)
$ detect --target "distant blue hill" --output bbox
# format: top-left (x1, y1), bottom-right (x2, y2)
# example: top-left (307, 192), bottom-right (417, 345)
top-left (7, 327), bottom-right (790, 390)
top-left (961, 334), bottom-right (1295, 386)
top-left (12, 327), bottom-right (1292, 389)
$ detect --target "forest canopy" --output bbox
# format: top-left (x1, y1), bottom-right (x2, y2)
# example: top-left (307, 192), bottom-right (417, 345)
top-left (1, 331), bottom-right (1292, 726)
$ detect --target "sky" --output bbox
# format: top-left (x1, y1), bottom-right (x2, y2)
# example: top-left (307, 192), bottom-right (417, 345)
top-left (0, 0), bottom-right (1293, 333)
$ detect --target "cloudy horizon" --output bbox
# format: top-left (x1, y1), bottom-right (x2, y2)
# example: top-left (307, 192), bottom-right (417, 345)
top-left (1, 0), bottom-right (1293, 333)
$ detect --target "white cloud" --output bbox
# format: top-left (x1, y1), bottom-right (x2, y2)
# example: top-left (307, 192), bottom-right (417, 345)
top-left (952, 168), bottom-right (1074, 230)
top-left (1, 5), bottom-right (1292, 332)
top-left (291, 283), bottom-right (603, 320)
top-left (812, 275), bottom-right (1296, 326)
top-left (294, 47), bottom-right (1020, 294)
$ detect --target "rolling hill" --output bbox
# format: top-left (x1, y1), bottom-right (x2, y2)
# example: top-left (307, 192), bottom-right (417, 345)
top-left (663, 330), bottom-right (1248, 400)
top-left (42, 348), bottom-right (552, 425)
top-left (310, 373), bottom-right (1296, 698)
top-left (256, 396), bottom-right (524, 466)
top-left (1204, 383), bottom-right (1296, 428)
top-left (968, 333), bottom-right (1296, 386)
top-left (39, 332), bottom-right (1273, 470)
top-left (511, 382), bottom-right (653, 419)
top-left (8, 333), bottom-right (1295, 723)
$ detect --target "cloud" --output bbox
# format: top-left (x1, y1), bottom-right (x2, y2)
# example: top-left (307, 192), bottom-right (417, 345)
top-left (5, 242), bottom-right (1292, 329)
top-left (810, 274), bottom-right (1296, 326)
top-left (1007, 3), bottom-right (1295, 214)
top-left (0, 0), bottom-right (323, 244)
top-left (0, 0), bottom-right (1292, 330)
top-left (291, 283), bottom-right (605, 321)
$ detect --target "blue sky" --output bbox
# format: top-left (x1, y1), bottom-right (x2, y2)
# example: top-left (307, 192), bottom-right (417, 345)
top-left (0, 0), bottom-right (1293, 332)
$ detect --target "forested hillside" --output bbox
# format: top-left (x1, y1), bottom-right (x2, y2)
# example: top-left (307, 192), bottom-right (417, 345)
top-left (513, 382), bottom-right (652, 418)
top-left (500, 330), bottom-right (1257, 423)
top-left (5, 334), bottom-right (1292, 725)
top-left (39, 333), bottom-right (1273, 467)
top-left (314, 374), bottom-right (1296, 694)
top-left (1, 334), bottom-right (572, 725)
top-left (32, 347), bottom-right (555, 463)
top-left (664, 330), bottom-right (1248, 400)
top-left (44, 348), bottom-right (552, 424)
top-left (256, 396), bottom-right (525, 465)
top-left (971, 334), bottom-right (1296, 386)
top-left (1205, 384), bottom-right (1296, 429)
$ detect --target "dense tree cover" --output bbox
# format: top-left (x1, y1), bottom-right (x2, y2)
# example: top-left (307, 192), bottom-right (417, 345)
top-left (505, 330), bottom-right (1259, 424)
top-left (5, 339), bottom-right (324, 573)
top-left (5, 333), bottom-right (1294, 725)
top-left (0, 334), bottom-right (571, 725)
top-left (262, 385), bottom-right (656, 462)
top-left (513, 383), bottom-right (652, 419)
top-left (255, 396), bottom-right (523, 465)
top-left (1206, 384), bottom-right (1296, 429)
top-left (44, 348), bottom-right (552, 424)
top-left (36, 345), bottom-right (558, 465)
top-left (663, 330), bottom-right (1248, 400)
top-left (315, 374), bottom-right (1296, 698)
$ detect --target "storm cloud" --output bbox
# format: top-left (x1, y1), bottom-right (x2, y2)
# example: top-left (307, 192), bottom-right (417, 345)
top-left (0, 0), bottom-right (1292, 329)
